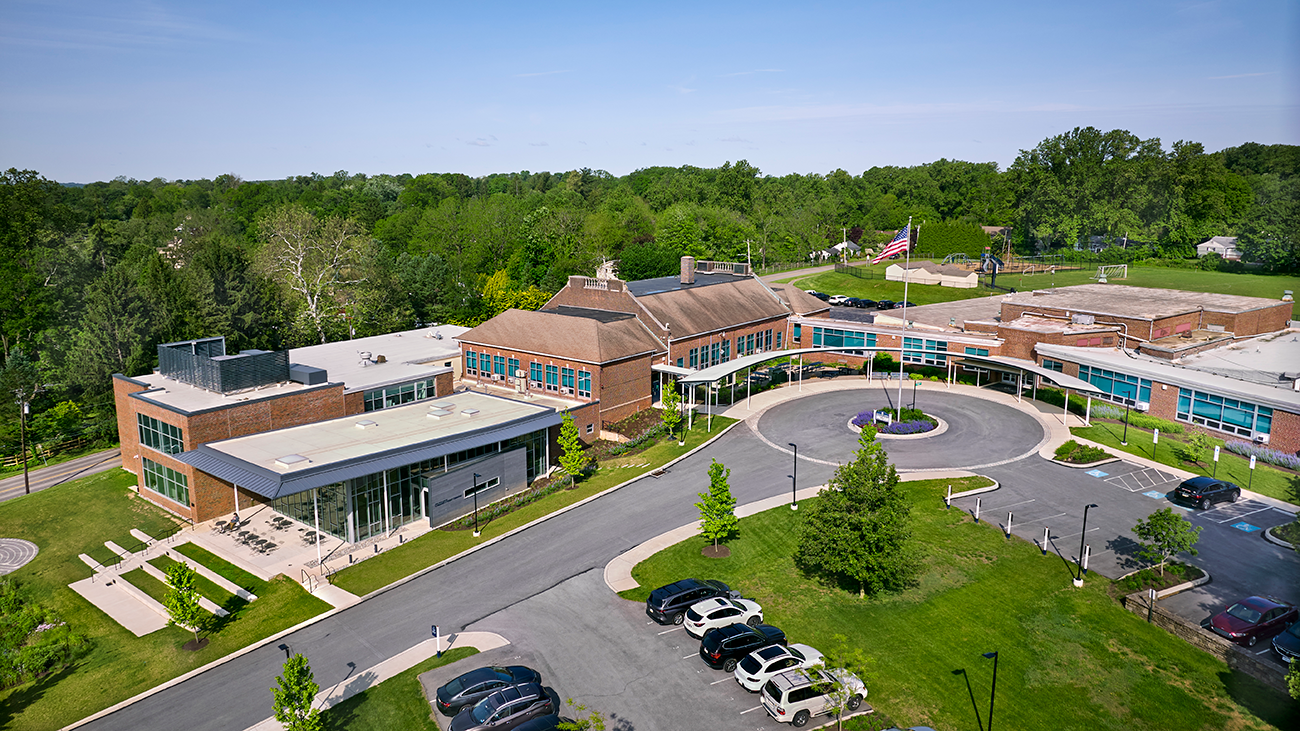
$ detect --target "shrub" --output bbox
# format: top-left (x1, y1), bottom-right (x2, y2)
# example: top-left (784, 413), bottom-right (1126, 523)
top-left (609, 424), bottom-right (665, 456)
top-left (1175, 431), bottom-right (1215, 465)
top-left (880, 420), bottom-right (936, 435)
top-left (1054, 440), bottom-right (1110, 464)
top-left (0, 578), bottom-right (90, 688)
top-left (1089, 403), bottom-right (1184, 434)
top-left (1036, 387), bottom-right (1089, 416)
top-left (1222, 440), bottom-right (1300, 471)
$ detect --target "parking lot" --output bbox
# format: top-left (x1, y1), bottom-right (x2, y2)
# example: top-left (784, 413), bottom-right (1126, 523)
top-left (463, 568), bottom-right (836, 731)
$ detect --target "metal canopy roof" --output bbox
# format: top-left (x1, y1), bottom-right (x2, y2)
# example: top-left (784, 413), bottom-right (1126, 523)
top-left (677, 347), bottom-right (870, 385)
top-left (953, 354), bottom-right (1104, 394)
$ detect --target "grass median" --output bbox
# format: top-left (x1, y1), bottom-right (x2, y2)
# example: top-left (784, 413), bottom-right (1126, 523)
top-left (330, 416), bottom-right (739, 597)
top-left (1072, 421), bottom-right (1299, 506)
top-left (0, 470), bottom-right (333, 731)
top-left (620, 476), bottom-right (1296, 731)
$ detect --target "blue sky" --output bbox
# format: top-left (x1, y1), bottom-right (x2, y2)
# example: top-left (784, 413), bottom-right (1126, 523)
top-left (1, 0), bottom-right (1295, 183)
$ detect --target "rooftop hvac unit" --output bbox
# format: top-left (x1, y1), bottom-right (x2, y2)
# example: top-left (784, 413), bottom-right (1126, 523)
top-left (1072, 314), bottom-right (1095, 325)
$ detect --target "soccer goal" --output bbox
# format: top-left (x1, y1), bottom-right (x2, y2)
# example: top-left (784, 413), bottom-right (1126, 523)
top-left (1092, 264), bottom-right (1128, 282)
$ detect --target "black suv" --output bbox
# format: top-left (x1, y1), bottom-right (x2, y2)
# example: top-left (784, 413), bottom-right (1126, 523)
top-left (449, 682), bottom-right (554, 731)
top-left (876, 299), bottom-right (895, 309)
top-left (1172, 476), bottom-right (1241, 509)
top-left (646, 578), bottom-right (732, 625)
top-left (699, 623), bottom-right (787, 672)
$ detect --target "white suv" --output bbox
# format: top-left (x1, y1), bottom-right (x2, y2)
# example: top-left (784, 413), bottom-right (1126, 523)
top-left (683, 596), bottom-right (762, 638)
top-left (828, 294), bottom-right (849, 305)
top-left (761, 667), bottom-right (866, 727)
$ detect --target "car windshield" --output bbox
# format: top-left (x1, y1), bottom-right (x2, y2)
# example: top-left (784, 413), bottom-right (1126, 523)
top-left (1287, 622), bottom-right (1300, 638)
top-left (739, 654), bottom-right (764, 674)
top-left (1226, 603), bottom-right (1262, 624)
top-left (472, 695), bottom-right (501, 723)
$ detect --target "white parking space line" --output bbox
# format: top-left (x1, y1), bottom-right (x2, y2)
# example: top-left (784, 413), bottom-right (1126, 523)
top-left (1214, 506), bottom-right (1272, 524)
top-left (711, 678), bottom-right (732, 685)
top-left (989, 498), bottom-right (1037, 511)
top-left (1273, 508), bottom-right (1296, 515)
top-left (1256, 647), bottom-right (1272, 656)
top-left (1015, 511), bottom-right (1067, 526)
top-left (658, 627), bottom-right (683, 635)
top-left (740, 706), bottom-right (764, 714)
top-left (1053, 526), bottom-right (1101, 541)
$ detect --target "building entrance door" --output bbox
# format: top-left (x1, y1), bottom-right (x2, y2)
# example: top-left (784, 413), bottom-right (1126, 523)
top-left (352, 475), bottom-right (385, 542)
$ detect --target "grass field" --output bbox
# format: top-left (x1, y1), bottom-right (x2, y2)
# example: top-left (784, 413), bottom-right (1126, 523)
top-left (0, 470), bottom-right (333, 731)
top-left (783, 265), bottom-right (1300, 317)
top-left (621, 477), bottom-right (1296, 731)
top-left (330, 416), bottom-right (740, 596)
top-left (319, 647), bottom-right (478, 731)
top-left (1073, 421), bottom-right (1300, 506)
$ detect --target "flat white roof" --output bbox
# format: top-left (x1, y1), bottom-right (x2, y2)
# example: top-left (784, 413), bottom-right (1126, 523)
top-left (207, 390), bottom-right (550, 474)
top-left (290, 325), bottom-right (468, 393)
top-left (128, 373), bottom-right (324, 414)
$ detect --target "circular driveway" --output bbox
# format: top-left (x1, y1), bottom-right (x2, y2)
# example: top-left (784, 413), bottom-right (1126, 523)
top-left (755, 387), bottom-right (1046, 470)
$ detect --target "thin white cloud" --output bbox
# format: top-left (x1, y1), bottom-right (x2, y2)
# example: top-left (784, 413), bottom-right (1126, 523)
top-left (514, 70), bottom-right (571, 78)
top-left (1207, 72), bottom-right (1271, 79)
top-left (712, 100), bottom-right (1089, 123)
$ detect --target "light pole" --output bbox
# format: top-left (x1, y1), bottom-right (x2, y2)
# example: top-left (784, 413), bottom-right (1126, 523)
top-left (912, 379), bottom-right (918, 410)
top-left (1073, 503), bottom-right (1098, 587)
top-left (982, 651), bottom-right (998, 731)
top-left (788, 443), bottom-right (798, 511)
top-left (471, 473), bottom-right (481, 537)
top-left (1121, 401), bottom-right (1130, 445)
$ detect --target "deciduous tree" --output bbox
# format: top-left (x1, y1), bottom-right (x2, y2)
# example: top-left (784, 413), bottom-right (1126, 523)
top-left (256, 204), bottom-right (366, 344)
top-left (271, 653), bottom-right (322, 731)
top-left (660, 379), bottom-right (683, 443)
top-left (1133, 508), bottom-right (1201, 576)
top-left (162, 562), bottom-right (204, 644)
top-left (558, 413), bottom-right (590, 481)
top-left (696, 460), bottom-right (738, 551)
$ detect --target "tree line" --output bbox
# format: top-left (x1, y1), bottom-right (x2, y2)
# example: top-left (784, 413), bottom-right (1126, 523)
top-left (0, 128), bottom-right (1295, 459)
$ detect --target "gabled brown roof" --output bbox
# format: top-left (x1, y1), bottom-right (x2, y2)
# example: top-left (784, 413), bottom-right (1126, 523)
top-left (637, 277), bottom-right (792, 339)
top-left (457, 309), bottom-right (665, 364)
top-left (767, 282), bottom-right (832, 316)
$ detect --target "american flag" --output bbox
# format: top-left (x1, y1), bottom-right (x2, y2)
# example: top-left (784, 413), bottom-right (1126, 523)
top-left (871, 225), bottom-right (911, 264)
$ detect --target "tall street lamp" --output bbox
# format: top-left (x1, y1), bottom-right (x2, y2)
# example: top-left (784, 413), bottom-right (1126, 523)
top-left (982, 651), bottom-right (999, 731)
top-left (788, 443), bottom-right (798, 511)
top-left (1073, 503), bottom-right (1098, 587)
top-left (1121, 401), bottom-right (1131, 445)
top-left (471, 473), bottom-right (482, 537)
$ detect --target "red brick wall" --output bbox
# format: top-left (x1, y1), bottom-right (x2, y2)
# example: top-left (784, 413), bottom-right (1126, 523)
top-left (670, 318), bottom-right (787, 368)
top-left (434, 371), bottom-right (454, 397)
top-left (1268, 410), bottom-right (1300, 454)
top-left (595, 355), bottom-right (653, 425)
top-left (463, 346), bottom-right (599, 404)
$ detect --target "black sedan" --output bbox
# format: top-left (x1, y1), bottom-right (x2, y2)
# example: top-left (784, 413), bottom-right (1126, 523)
top-left (1172, 476), bottom-right (1241, 509)
top-left (436, 666), bottom-right (542, 717)
top-left (893, 301), bottom-right (918, 309)
top-left (699, 623), bottom-right (787, 672)
top-left (855, 298), bottom-right (877, 308)
top-left (449, 682), bottom-right (554, 731)
top-left (1272, 620), bottom-right (1300, 662)
top-left (876, 300), bottom-right (895, 309)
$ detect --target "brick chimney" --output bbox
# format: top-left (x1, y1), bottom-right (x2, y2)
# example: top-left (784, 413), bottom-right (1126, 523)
top-left (680, 256), bottom-right (696, 285)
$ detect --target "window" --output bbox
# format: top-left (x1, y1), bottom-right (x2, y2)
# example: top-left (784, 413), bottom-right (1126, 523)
top-left (507, 357), bottom-right (520, 378)
top-left (465, 350), bottom-right (478, 374)
top-left (710, 342), bottom-right (720, 366)
top-left (561, 367), bottom-right (575, 391)
top-left (1041, 359), bottom-right (1063, 372)
top-left (689, 347), bottom-right (699, 369)
top-left (964, 347), bottom-right (989, 357)
top-left (142, 457), bottom-right (189, 505)
top-left (464, 476), bottom-right (500, 497)
top-left (137, 414), bottom-right (184, 455)
top-left (746, 333), bottom-right (755, 355)
top-left (530, 361), bottom-right (543, 384)
top-left (363, 379), bottom-right (435, 411)
top-left (577, 370), bottom-right (592, 398)
top-left (721, 339), bottom-right (731, 361)
top-left (545, 364), bottom-right (559, 391)
top-left (793, 324), bottom-right (801, 340)
top-left (1078, 365), bottom-right (1151, 406)
top-left (586, 423), bottom-right (594, 434)
top-left (493, 355), bottom-right (506, 376)
top-left (764, 329), bottom-right (772, 351)
top-left (676, 358), bottom-right (684, 368)
top-left (812, 327), bottom-right (873, 349)
top-left (904, 337), bottom-right (948, 366)
top-left (775, 331), bottom-right (782, 349)
top-left (1177, 388), bottom-right (1272, 436)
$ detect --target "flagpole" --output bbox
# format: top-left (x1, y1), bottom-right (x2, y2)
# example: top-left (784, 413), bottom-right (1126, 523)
top-left (896, 216), bottom-right (912, 415)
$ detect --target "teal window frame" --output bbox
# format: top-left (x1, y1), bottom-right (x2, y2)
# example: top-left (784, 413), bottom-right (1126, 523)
top-left (530, 361), bottom-right (543, 383)
top-left (904, 337), bottom-right (948, 366)
top-left (577, 370), bottom-right (592, 398)
top-left (142, 457), bottom-right (189, 506)
top-left (965, 347), bottom-right (990, 357)
top-left (1078, 365), bottom-right (1150, 406)
top-left (545, 364), bottom-right (559, 390)
top-left (508, 357), bottom-right (520, 378)
top-left (465, 350), bottom-right (478, 373)
top-left (1176, 388), bottom-right (1272, 436)
top-left (1041, 358), bottom-right (1063, 372)
top-left (137, 414), bottom-right (184, 455)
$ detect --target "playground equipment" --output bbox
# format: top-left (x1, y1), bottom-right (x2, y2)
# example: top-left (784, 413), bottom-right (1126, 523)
top-left (1092, 264), bottom-right (1129, 283)
top-left (942, 253), bottom-right (973, 266)
top-left (980, 247), bottom-right (1005, 288)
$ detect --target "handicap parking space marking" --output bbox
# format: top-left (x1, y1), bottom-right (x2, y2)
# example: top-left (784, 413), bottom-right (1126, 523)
top-left (1086, 469), bottom-right (1109, 478)
top-left (1231, 522), bottom-right (1262, 533)
top-left (1142, 490), bottom-right (1167, 500)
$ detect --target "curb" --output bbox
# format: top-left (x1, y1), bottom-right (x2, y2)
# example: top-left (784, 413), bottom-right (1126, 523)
top-left (1264, 525), bottom-right (1297, 551)
top-left (849, 415), bottom-right (950, 440)
top-left (1156, 568), bottom-right (1213, 600)
top-left (950, 478), bottom-right (1000, 501)
top-left (63, 420), bottom-right (744, 730)
top-left (1051, 456), bottom-right (1122, 469)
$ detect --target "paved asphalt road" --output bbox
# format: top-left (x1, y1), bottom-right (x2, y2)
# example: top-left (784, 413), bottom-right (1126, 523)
top-left (79, 388), bottom-right (1298, 730)
top-left (0, 448), bottom-right (121, 503)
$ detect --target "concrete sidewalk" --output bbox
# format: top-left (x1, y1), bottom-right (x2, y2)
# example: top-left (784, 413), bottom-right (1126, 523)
top-left (241, 631), bottom-right (510, 731)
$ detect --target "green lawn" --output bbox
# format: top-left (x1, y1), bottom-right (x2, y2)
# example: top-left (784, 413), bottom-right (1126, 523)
top-left (149, 554), bottom-right (240, 609)
top-left (331, 416), bottom-right (740, 596)
top-left (0, 470), bottom-right (333, 731)
top-left (788, 265), bottom-right (1300, 317)
top-left (174, 541), bottom-right (266, 594)
top-left (1073, 421), bottom-right (1300, 506)
top-left (621, 477), bottom-right (1296, 731)
top-left (119, 567), bottom-right (173, 606)
top-left (320, 647), bottom-right (478, 731)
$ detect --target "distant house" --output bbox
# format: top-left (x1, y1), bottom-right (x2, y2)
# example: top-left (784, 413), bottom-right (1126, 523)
top-left (1197, 236), bottom-right (1240, 260)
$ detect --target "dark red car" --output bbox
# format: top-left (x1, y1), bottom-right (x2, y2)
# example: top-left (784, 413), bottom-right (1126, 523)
top-left (1209, 596), bottom-right (1298, 647)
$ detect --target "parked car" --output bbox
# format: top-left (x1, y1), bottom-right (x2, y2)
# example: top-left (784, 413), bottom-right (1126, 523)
top-left (1209, 596), bottom-right (1298, 647)
top-left (734, 643), bottom-right (824, 692)
top-left (699, 623), bottom-right (787, 672)
top-left (841, 297), bottom-right (862, 308)
top-left (893, 301), bottom-right (917, 309)
top-left (685, 596), bottom-right (763, 638)
top-left (876, 300), bottom-right (895, 309)
top-left (511, 716), bottom-right (564, 731)
top-left (448, 682), bottom-right (554, 731)
top-left (436, 666), bottom-right (543, 717)
top-left (810, 291), bottom-right (831, 302)
top-left (1172, 476), bottom-right (1241, 509)
top-left (646, 578), bottom-right (733, 625)
top-left (854, 298), bottom-right (877, 308)
top-left (761, 667), bottom-right (866, 727)
top-left (1272, 619), bottom-right (1300, 662)
top-left (828, 294), bottom-right (850, 305)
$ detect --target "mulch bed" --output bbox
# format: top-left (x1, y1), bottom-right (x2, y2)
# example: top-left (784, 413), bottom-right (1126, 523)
top-left (605, 409), bottom-right (662, 439)
top-left (701, 545), bottom-right (731, 558)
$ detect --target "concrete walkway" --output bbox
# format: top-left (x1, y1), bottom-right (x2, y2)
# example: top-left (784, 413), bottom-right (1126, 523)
top-left (241, 631), bottom-right (510, 731)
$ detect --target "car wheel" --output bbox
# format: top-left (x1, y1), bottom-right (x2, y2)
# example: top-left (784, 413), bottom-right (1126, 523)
top-left (1247, 634), bottom-right (1257, 647)
top-left (672, 612), bottom-right (684, 626)
top-left (723, 658), bottom-right (738, 673)
top-left (1231, 490), bottom-right (1240, 503)
top-left (792, 710), bottom-right (810, 727)
top-left (1199, 498), bottom-right (1210, 510)
top-left (847, 694), bottom-right (862, 711)
top-left (746, 616), bottom-right (760, 627)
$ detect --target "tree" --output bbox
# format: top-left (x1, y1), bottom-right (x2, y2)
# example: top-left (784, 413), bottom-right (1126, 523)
top-left (557, 698), bottom-right (606, 731)
top-left (661, 379), bottom-right (683, 443)
top-left (1133, 508), bottom-right (1201, 576)
top-left (696, 460), bottom-right (738, 551)
top-left (162, 562), bottom-right (204, 644)
top-left (1175, 431), bottom-right (1215, 466)
top-left (794, 429), bottom-right (917, 598)
top-left (256, 204), bottom-right (366, 344)
top-left (808, 635), bottom-right (872, 731)
top-left (1288, 657), bottom-right (1300, 701)
top-left (271, 653), bottom-right (322, 731)
top-left (557, 413), bottom-right (590, 481)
